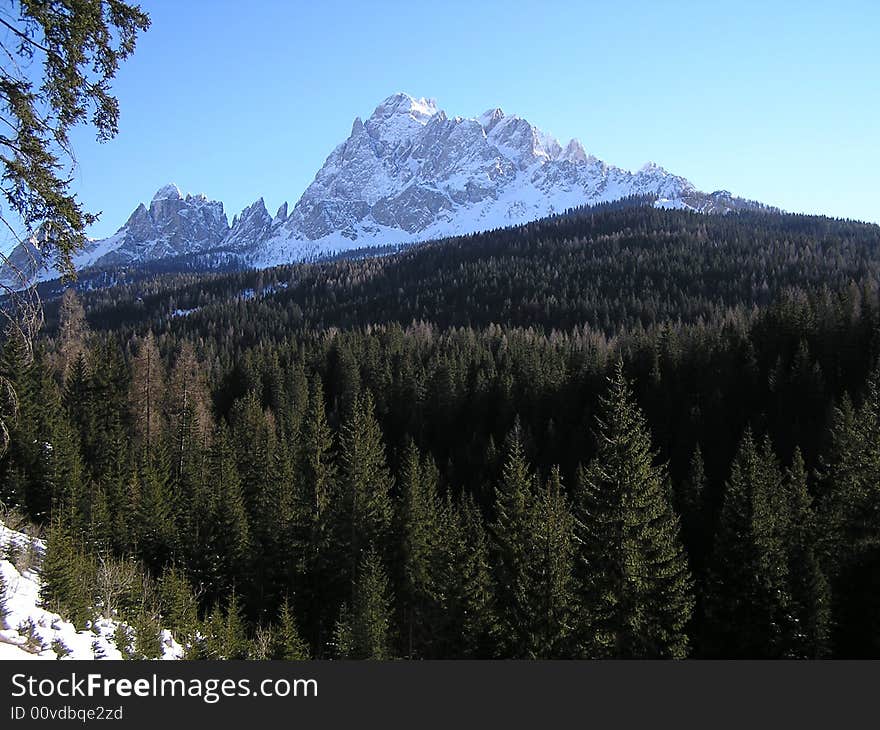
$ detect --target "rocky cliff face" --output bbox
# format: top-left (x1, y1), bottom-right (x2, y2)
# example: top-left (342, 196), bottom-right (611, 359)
top-left (5, 93), bottom-right (768, 284)
top-left (66, 184), bottom-right (229, 271)
top-left (250, 93), bottom-right (759, 266)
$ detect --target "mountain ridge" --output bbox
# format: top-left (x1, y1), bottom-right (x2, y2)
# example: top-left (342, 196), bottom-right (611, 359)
top-left (5, 92), bottom-right (771, 284)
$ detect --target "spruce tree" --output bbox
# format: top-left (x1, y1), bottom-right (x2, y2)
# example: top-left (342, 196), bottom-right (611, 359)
top-left (336, 391), bottom-right (393, 577)
top-left (396, 440), bottom-right (442, 658)
top-left (294, 379), bottom-right (337, 654)
top-left (195, 423), bottom-right (251, 607)
top-left (785, 449), bottom-right (831, 657)
top-left (437, 495), bottom-right (497, 658)
top-left (40, 519), bottom-right (92, 628)
top-left (573, 363), bottom-right (693, 659)
top-left (157, 565), bottom-right (200, 650)
top-left (489, 420), bottom-right (544, 657)
top-left (334, 547), bottom-right (393, 660)
top-left (705, 430), bottom-right (793, 657)
top-left (530, 466), bottom-right (576, 657)
top-left (273, 598), bottom-right (310, 660)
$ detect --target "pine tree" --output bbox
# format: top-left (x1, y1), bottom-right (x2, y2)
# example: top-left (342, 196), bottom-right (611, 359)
top-left (705, 430), bottom-right (793, 657)
top-left (573, 363), bottom-right (693, 658)
top-left (785, 449), bottom-right (831, 657)
top-left (157, 565), bottom-right (200, 650)
top-left (334, 547), bottom-right (393, 660)
top-left (396, 440), bottom-right (443, 657)
top-left (294, 379), bottom-right (337, 654)
top-left (437, 495), bottom-right (497, 658)
top-left (530, 466), bottom-right (576, 657)
top-left (40, 519), bottom-right (93, 628)
top-left (336, 391), bottom-right (393, 576)
top-left (128, 332), bottom-right (164, 450)
top-left (490, 420), bottom-right (543, 657)
top-left (273, 598), bottom-right (310, 660)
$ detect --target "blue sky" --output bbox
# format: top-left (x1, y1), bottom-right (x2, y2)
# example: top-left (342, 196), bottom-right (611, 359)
top-left (66, 0), bottom-right (879, 238)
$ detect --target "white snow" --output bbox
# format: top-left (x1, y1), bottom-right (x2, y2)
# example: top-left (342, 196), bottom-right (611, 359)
top-left (152, 183), bottom-right (183, 202)
top-left (0, 519), bottom-right (182, 661)
top-left (3, 93), bottom-right (762, 288)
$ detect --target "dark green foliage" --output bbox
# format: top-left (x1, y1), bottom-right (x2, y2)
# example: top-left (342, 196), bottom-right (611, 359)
top-left (336, 391), bottom-right (393, 576)
top-left (530, 467), bottom-right (576, 657)
top-left (785, 449), bottom-right (831, 658)
top-left (334, 547), bottom-right (393, 659)
top-left (205, 592), bottom-right (250, 660)
top-left (39, 518), bottom-right (93, 627)
top-left (705, 431), bottom-right (793, 657)
top-left (489, 421), bottom-right (537, 657)
top-left (396, 441), bottom-right (443, 658)
top-left (573, 364), bottom-right (693, 658)
top-left (4, 206), bottom-right (880, 657)
top-left (156, 565), bottom-right (200, 648)
top-left (132, 611), bottom-right (163, 660)
top-left (273, 598), bottom-right (309, 660)
top-left (0, 0), bottom-right (150, 277)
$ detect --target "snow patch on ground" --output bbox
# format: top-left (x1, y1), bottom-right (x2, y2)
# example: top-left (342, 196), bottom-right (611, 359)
top-left (0, 520), bottom-right (182, 661)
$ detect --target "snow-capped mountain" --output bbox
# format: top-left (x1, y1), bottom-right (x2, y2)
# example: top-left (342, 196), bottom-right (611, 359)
top-left (5, 93), bottom-right (767, 283)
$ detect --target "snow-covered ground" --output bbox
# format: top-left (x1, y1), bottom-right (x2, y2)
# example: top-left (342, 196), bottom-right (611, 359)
top-left (0, 519), bottom-right (181, 660)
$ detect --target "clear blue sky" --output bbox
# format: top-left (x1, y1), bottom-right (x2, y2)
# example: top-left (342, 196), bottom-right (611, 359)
top-left (67, 0), bottom-right (880, 238)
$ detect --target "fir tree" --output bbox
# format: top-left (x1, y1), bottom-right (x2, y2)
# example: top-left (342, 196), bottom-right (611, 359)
top-left (785, 449), bottom-right (831, 658)
top-left (273, 598), bottom-right (310, 660)
top-left (705, 430), bottom-right (793, 657)
top-left (490, 420), bottom-right (542, 657)
top-left (530, 466), bottom-right (576, 657)
top-left (573, 363), bottom-right (693, 658)
top-left (294, 379), bottom-right (337, 654)
top-left (336, 391), bottom-right (393, 577)
top-left (437, 495), bottom-right (497, 658)
top-left (334, 547), bottom-right (393, 660)
top-left (157, 565), bottom-right (200, 649)
top-left (396, 440), bottom-right (442, 658)
top-left (40, 519), bottom-right (93, 628)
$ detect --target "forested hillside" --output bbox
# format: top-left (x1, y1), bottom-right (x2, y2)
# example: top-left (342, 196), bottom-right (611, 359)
top-left (3, 204), bottom-right (880, 658)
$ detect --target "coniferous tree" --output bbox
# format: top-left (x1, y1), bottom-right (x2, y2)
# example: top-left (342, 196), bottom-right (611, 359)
top-left (490, 420), bottom-right (545, 657)
top-left (705, 430), bottom-right (793, 657)
top-left (437, 495), bottom-right (497, 658)
top-left (273, 598), bottom-right (310, 660)
top-left (157, 565), bottom-right (201, 651)
top-left (530, 466), bottom-right (576, 657)
top-left (128, 332), bottom-right (164, 450)
top-left (573, 363), bottom-right (693, 658)
top-left (334, 547), bottom-right (394, 660)
top-left (57, 290), bottom-right (90, 379)
top-left (294, 379), bottom-right (337, 654)
top-left (336, 391), bottom-right (393, 578)
top-left (206, 592), bottom-right (250, 660)
top-left (40, 519), bottom-right (92, 627)
top-left (818, 375), bottom-right (880, 656)
top-left (396, 441), bottom-right (443, 657)
top-left (195, 423), bottom-right (251, 607)
top-left (785, 449), bottom-right (831, 658)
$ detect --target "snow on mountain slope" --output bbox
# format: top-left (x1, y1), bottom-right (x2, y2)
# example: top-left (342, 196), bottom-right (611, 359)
top-left (0, 520), bottom-right (182, 660)
top-left (4, 92), bottom-right (768, 284)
